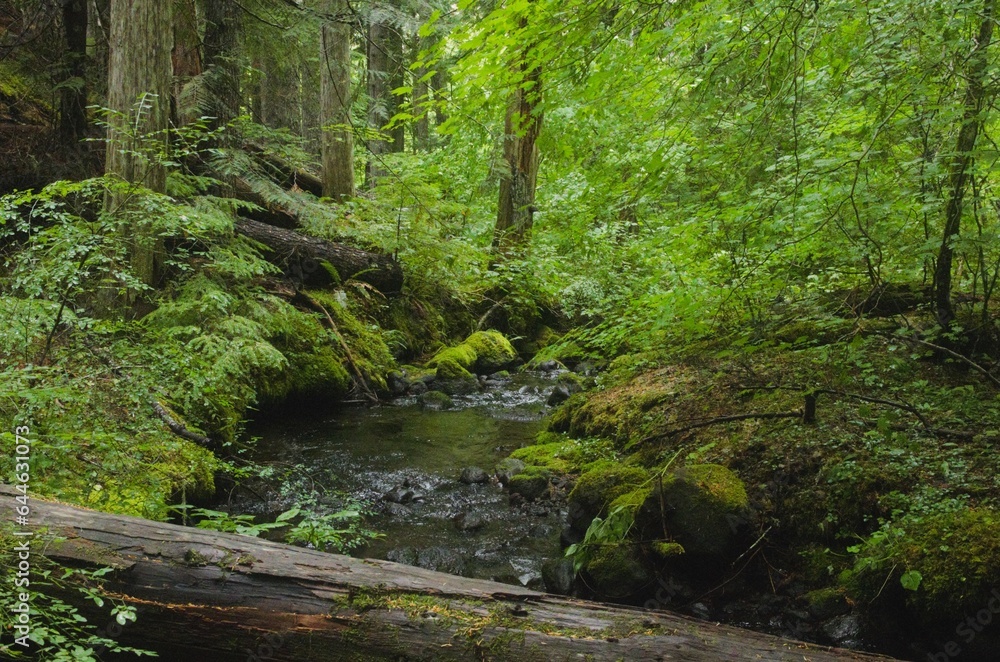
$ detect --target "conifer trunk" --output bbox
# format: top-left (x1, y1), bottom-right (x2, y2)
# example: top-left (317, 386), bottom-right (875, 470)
top-left (320, 0), bottom-right (355, 199)
top-left (105, 0), bottom-right (173, 296)
top-left (58, 0), bottom-right (88, 143)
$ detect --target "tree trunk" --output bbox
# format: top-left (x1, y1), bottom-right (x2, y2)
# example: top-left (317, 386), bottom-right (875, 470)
top-left (493, 57), bottom-right (542, 253)
top-left (387, 24), bottom-right (405, 152)
top-left (365, 19), bottom-right (391, 186)
top-left (0, 485), bottom-right (896, 662)
top-left (171, 0), bottom-right (202, 127)
top-left (431, 67), bottom-right (449, 130)
top-left (105, 0), bottom-right (173, 295)
top-left (202, 0), bottom-right (242, 134)
top-left (235, 217), bottom-right (404, 294)
top-left (933, 0), bottom-right (995, 330)
top-left (58, 0), bottom-right (88, 144)
top-left (320, 0), bottom-right (355, 200)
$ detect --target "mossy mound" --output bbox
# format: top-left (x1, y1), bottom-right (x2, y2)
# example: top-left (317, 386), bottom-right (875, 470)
top-left (568, 463), bottom-right (650, 532)
top-left (848, 508), bottom-right (1000, 620)
top-left (583, 544), bottom-right (653, 598)
top-left (426, 330), bottom-right (517, 377)
top-left (508, 466), bottom-right (552, 501)
top-left (636, 463), bottom-right (749, 559)
top-left (509, 432), bottom-right (587, 473)
top-left (418, 390), bottom-right (454, 410)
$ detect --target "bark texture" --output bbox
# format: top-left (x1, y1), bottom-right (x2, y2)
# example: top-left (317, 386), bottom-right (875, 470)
top-left (235, 217), bottom-right (403, 293)
top-left (493, 65), bottom-right (542, 252)
top-left (105, 0), bottom-right (173, 292)
top-left (0, 484), bottom-right (897, 662)
top-left (59, 0), bottom-right (88, 143)
top-left (320, 0), bottom-right (355, 199)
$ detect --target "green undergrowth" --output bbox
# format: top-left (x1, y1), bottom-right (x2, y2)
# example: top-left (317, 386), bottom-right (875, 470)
top-left (525, 316), bottom-right (1000, 622)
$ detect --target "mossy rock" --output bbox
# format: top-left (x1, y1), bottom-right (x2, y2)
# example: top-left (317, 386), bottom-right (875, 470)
top-left (508, 466), bottom-right (551, 501)
top-left (583, 544), bottom-right (653, 598)
top-left (848, 508), bottom-right (1000, 620)
top-left (465, 331), bottom-right (518, 372)
top-left (651, 541), bottom-right (685, 559)
top-left (802, 588), bottom-right (849, 620)
top-left (418, 390), bottom-right (453, 410)
top-left (426, 331), bottom-right (517, 376)
top-left (568, 463), bottom-right (650, 533)
top-left (636, 463), bottom-right (750, 560)
top-left (435, 376), bottom-right (480, 396)
top-left (509, 433), bottom-right (583, 473)
top-left (545, 392), bottom-right (588, 433)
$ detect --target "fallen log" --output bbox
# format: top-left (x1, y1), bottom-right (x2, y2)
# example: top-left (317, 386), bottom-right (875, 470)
top-left (1, 485), bottom-right (896, 662)
top-left (236, 217), bottom-right (403, 294)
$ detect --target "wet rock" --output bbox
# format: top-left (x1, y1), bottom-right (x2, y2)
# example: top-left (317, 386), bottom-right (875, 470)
top-left (407, 380), bottom-right (428, 396)
top-left (542, 558), bottom-right (576, 595)
top-left (529, 505), bottom-right (549, 517)
top-left (803, 588), bottom-right (850, 620)
top-left (494, 458), bottom-right (526, 485)
top-left (416, 547), bottom-right (465, 574)
top-left (418, 390), bottom-right (453, 410)
top-left (560, 525), bottom-right (583, 548)
top-left (386, 547), bottom-right (418, 566)
top-left (459, 466), bottom-right (489, 484)
top-left (529, 523), bottom-right (554, 538)
top-left (690, 603), bottom-right (712, 620)
top-left (536, 360), bottom-right (561, 372)
top-left (384, 488), bottom-right (419, 504)
top-left (453, 511), bottom-right (487, 531)
top-left (821, 614), bottom-right (861, 648)
top-left (583, 544), bottom-right (652, 598)
top-left (508, 468), bottom-right (551, 501)
top-left (386, 371), bottom-right (409, 396)
top-left (547, 384), bottom-right (573, 406)
top-left (434, 377), bottom-right (480, 396)
top-left (382, 502), bottom-right (412, 517)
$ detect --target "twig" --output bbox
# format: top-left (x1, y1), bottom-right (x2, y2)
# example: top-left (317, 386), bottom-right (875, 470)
top-left (294, 291), bottom-right (379, 403)
top-left (151, 400), bottom-right (213, 447)
top-left (899, 334), bottom-right (1000, 389)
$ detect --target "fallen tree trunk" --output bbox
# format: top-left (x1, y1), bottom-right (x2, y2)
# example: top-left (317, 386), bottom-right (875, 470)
top-left (1, 485), bottom-right (895, 662)
top-left (236, 217), bottom-right (403, 294)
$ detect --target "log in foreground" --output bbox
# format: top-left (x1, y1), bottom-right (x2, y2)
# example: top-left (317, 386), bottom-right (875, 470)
top-left (0, 485), bottom-right (898, 662)
top-left (236, 217), bottom-right (403, 294)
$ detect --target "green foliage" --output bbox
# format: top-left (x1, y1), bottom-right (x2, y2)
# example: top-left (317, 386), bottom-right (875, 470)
top-left (0, 528), bottom-right (155, 660)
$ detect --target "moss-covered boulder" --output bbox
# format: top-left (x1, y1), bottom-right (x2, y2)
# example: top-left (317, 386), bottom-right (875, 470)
top-left (635, 463), bottom-right (750, 560)
top-left (567, 462), bottom-right (650, 533)
top-left (508, 466), bottom-right (552, 501)
top-left (583, 544), bottom-right (653, 598)
top-left (847, 508), bottom-right (1000, 622)
top-left (426, 330), bottom-right (517, 377)
top-left (418, 390), bottom-right (453, 410)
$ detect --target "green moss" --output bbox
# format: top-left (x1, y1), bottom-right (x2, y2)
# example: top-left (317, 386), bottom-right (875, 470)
top-left (651, 541), bottom-right (685, 558)
top-left (510, 433), bottom-right (582, 473)
top-left (849, 508), bottom-right (1000, 619)
top-left (583, 544), bottom-right (652, 598)
top-left (434, 356), bottom-right (475, 380)
top-left (568, 464), bottom-right (650, 531)
top-left (636, 463), bottom-right (749, 559)
top-left (428, 343), bottom-right (478, 372)
top-left (609, 486), bottom-right (652, 516)
top-left (508, 466), bottom-right (552, 500)
top-left (465, 330), bottom-right (518, 372)
top-left (418, 390), bottom-right (454, 409)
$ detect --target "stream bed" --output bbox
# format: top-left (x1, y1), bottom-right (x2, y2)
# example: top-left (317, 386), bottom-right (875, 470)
top-left (240, 371), bottom-right (564, 588)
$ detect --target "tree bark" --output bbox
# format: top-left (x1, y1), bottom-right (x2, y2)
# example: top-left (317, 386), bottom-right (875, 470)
top-left (59, 0), bottom-right (88, 143)
top-left (320, 0), bottom-right (355, 200)
top-left (105, 0), bottom-right (173, 299)
top-left (365, 19), bottom-right (391, 186)
top-left (235, 217), bottom-right (404, 294)
top-left (431, 67), bottom-right (449, 130)
top-left (171, 0), bottom-right (202, 127)
top-left (933, 0), bottom-right (995, 330)
top-left (493, 59), bottom-right (542, 253)
top-left (0, 484), bottom-right (896, 662)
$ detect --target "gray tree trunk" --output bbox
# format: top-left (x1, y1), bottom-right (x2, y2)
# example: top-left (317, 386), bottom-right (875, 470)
top-left (320, 0), bottom-right (355, 199)
top-left (105, 0), bottom-right (173, 295)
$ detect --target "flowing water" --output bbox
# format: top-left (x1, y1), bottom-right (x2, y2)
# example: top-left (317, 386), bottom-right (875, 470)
top-left (240, 372), bottom-right (564, 588)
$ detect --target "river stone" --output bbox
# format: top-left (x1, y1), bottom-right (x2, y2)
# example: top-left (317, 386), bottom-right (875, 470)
top-left (453, 511), bottom-right (486, 531)
top-left (416, 547), bottom-right (465, 574)
top-left (382, 502), bottom-right (412, 517)
top-left (508, 469), bottom-right (551, 501)
top-left (547, 384), bottom-right (573, 406)
top-left (386, 547), bottom-right (418, 566)
top-left (434, 377), bottom-right (480, 396)
top-left (384, 488), bottom-right (418, 504)
top-left (459, 466), bottom-right (489, 484)
top-left (821, 614), bottom-right (861, 647)
top-left (542, 558), bottom-right (576, 595)
top-left (386, 371), bottom-right (409, 396)
top-left (495, 458), bottom-right (526, 485)
top-left (407, 380), bottom-right (428, 395)
top-left (418, 390), bottom-right (453, 409)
